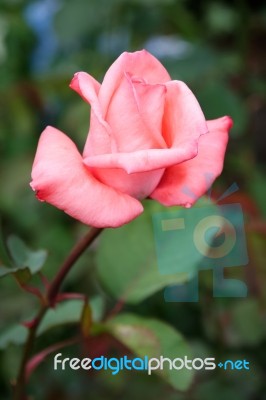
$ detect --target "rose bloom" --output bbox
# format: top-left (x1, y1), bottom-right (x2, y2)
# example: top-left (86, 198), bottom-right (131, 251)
top-left (31, 50), bottom-right (232, 228)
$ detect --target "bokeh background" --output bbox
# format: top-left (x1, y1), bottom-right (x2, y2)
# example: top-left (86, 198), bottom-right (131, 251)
top-left (0, 0), bottom-right (266, 399)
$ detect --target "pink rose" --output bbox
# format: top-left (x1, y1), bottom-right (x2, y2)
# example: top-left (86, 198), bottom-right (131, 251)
top-left (30, 50), bottom-right (232, 228)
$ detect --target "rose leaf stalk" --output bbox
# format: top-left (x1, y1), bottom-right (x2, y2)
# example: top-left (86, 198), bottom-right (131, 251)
top-left (13, 227), bottom-right (103, 400)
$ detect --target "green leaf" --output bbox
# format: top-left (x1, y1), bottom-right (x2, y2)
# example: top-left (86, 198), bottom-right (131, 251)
top-left (96, 200), bottom-right (195, 304)
top-left (0, 235), bottom-right (47, 281)
top-left (7, 235), bottom-right (47, 272)
top-left (229, 299), bottom-right (265, 346)
top-left (106, 313), bottom-right (193, 391)
top-left (0, 324), bottom-right (28, 349)
top-left (38, 298), bottom-right (103, 335)
top-left (0, 265), bottom-right (17, 278)
top-left (89, 295), bottom-right (105, 323)
top-left (0, 297), bottom-right (104, 349)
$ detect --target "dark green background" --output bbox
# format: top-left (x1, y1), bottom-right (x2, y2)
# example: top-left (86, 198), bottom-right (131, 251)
top-left (0, 0), bottom-right (266, 399)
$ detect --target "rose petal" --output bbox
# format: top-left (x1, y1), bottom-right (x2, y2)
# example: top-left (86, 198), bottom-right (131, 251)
top-left (129, 75), bottom-right (167, 148)
top-left (162, 80), bottom-right (208, 148)
top-left (150, 116), bottom-right (232, 207)
top-left (90, 167), bottom-right (165, 199)
top-left (104, 73), bottom-right (166, 152)
top-left (83, 144), bottom-right (198, 174)
top-left (30, 126), bottom-right (143, 228)
top-left (70, 71), bottom-right (101, 108)
top-left (99, 50), bottom-right (171, 116)
top-left (70, 72), bottom-right (114, 155)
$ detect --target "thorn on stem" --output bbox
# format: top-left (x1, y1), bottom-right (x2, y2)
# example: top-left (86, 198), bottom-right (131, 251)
top-left (39, 272), bottom-right (50, 290)
top-left (22, 318), bottom-right (38, 330)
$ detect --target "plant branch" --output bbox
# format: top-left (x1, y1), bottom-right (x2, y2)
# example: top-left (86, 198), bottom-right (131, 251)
top-left (13, 227), bottom-right (103, 400)
top-left (47, 227), bottom-right (103, 305)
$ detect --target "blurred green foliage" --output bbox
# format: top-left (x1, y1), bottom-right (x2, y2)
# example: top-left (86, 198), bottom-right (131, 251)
top-left (0, 0), bottom-right (266, 399)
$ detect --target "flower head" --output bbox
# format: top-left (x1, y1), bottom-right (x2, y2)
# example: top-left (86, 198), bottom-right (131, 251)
top-left (31, 50), bottom-right (232, 227)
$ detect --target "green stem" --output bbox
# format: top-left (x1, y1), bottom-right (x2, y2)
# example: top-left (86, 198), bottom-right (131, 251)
top-left (13, 227), bottom-right (103, 400)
